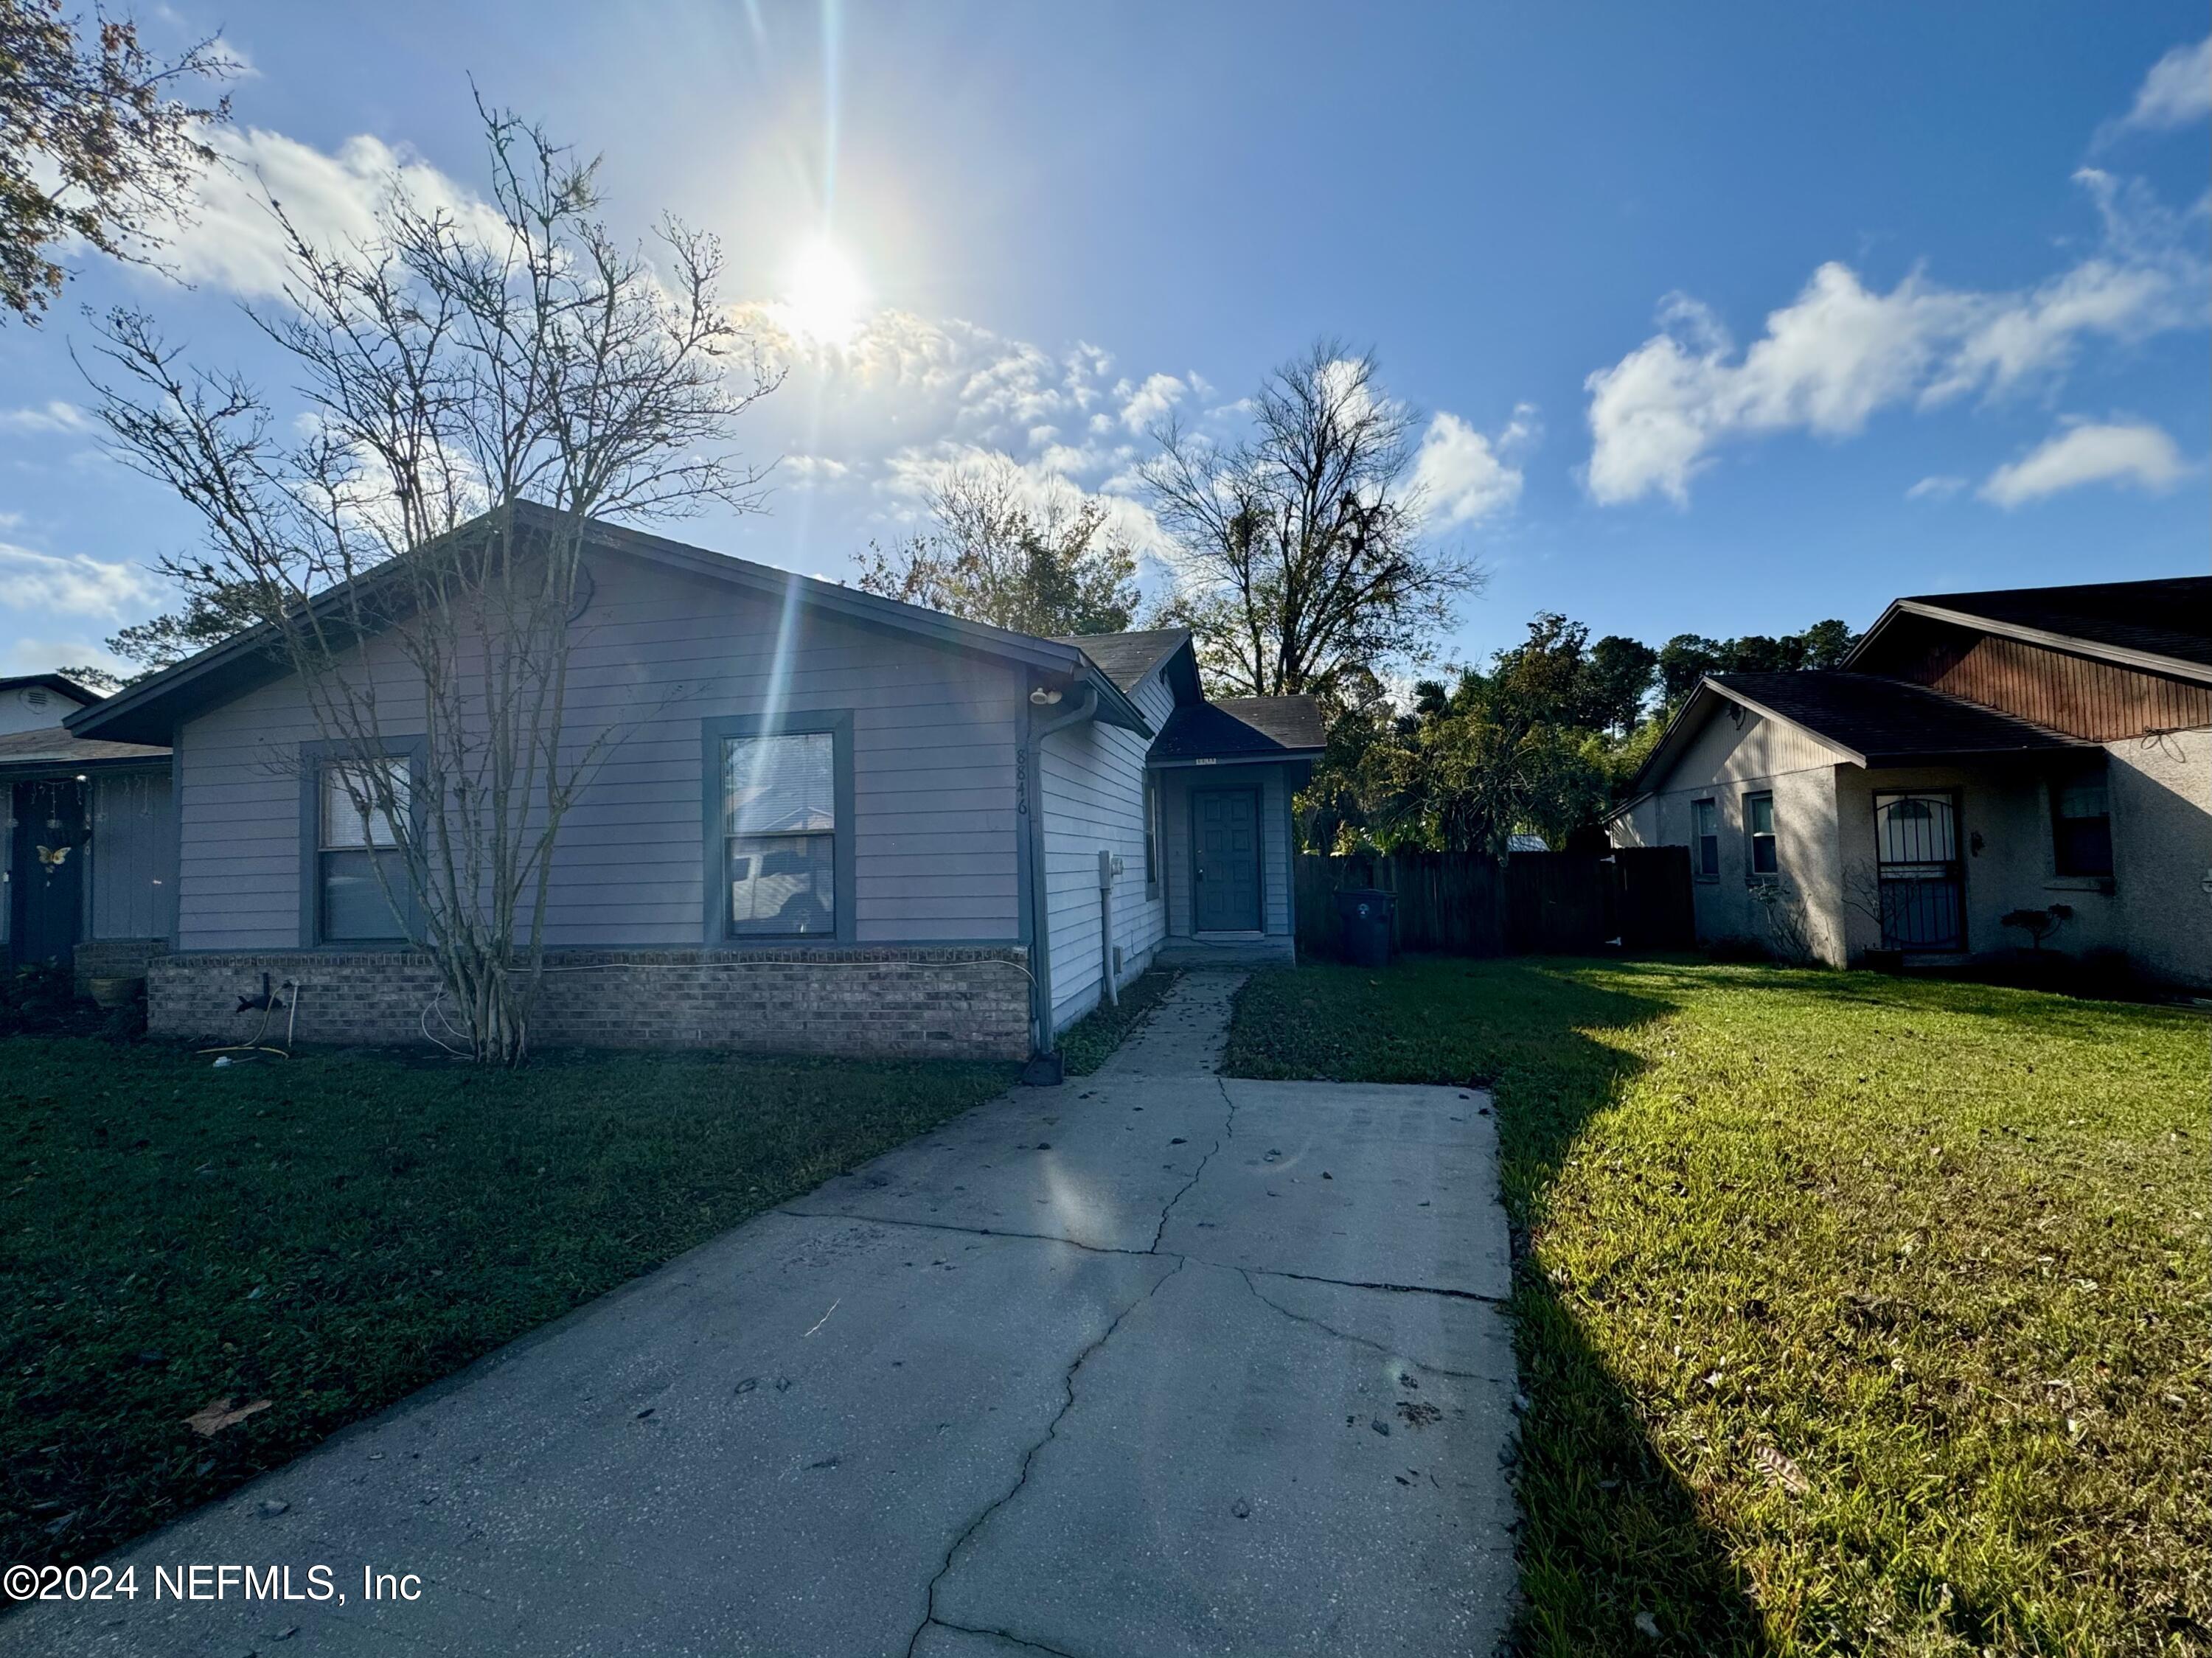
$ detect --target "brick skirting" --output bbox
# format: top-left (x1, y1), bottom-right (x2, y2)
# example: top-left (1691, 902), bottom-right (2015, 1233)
top-left (72, 938), bottom-right (170, 999)
top-left (147, 947), bottom-right (1032, 1060)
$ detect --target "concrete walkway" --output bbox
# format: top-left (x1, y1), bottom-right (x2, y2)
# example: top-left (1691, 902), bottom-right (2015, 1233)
top-left (7, 973), bottom-right (1518, 1658)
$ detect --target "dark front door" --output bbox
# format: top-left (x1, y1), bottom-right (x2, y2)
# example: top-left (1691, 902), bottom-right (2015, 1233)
top-left (1873, 791), bottom-right (1964, 952)
top-left (1192, 787), bottom-right (1262, 932)
top-left (10, 780), bottom-right (87, 968)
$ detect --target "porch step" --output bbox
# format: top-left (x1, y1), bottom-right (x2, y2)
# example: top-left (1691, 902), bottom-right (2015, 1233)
top-left (1155, 937), bottom-right (1296, 971)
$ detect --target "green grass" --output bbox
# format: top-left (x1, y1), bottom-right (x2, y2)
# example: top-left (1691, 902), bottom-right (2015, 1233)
top-left (1, 1039), bottom-right (1015, 1569)
top-left (1058, 968), bottom-right (1180, 1075)
top-left (1227, 957), bottom-right (2211, 1657)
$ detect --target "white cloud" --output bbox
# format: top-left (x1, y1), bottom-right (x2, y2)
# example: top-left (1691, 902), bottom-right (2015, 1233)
top-left (0, 543), bottom-right (159, 617)
top-left (0, 401), bottom-right (94, 435)
top-left (779, 455), bottom-right (850, 485)
top-left (170, 128), bottom-right (502, 299)
top-left (1583, 170), bottom-right (2208, 505)
top-left (1, 638), bottom-right (131, 680)
top-left (877, 441), bottom-right (1173, 563)
top-left (1413, 405), bottom-right (1538, 528)
top-left (1116, 372), bottom-right (1188, 434)
top-left (1979, 420), bottom-right (2188, 507)
top-left (1905, 474), bottom-right (1967, 501)
top-left (2116, 36), bottom-right (2212, 133)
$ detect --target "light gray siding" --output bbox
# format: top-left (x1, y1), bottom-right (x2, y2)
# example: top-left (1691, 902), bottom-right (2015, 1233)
top-left (173, 555), bottom-right (1028, 951)
top-left (1038, 666), bottom-right (1174, 1030)
top-left (90, 770), bottom-right (175, 940)
top-left (0, 683), bottom-right (91, 735)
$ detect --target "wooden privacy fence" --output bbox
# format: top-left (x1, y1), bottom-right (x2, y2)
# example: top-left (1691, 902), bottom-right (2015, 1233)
top-left (1295, 846), bottom-right (1694, 959)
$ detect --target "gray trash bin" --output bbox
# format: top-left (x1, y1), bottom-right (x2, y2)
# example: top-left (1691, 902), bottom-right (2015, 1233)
top-left (1334, 887), bottom-right (1395, 967)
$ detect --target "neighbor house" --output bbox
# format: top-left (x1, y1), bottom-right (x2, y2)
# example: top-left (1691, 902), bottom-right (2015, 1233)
top-left (60, 509), bottom-right (1321, 1059)
top-left (1, 675), bottom-right (175, 992)
top-left (1607, 576), bottom-right (2211, 989)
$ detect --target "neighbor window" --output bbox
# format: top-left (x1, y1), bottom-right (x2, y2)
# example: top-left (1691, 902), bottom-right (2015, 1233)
top-left (1143, 773), bottom-right (1160, 894)
top-left (319, 758), bottom-right (409, 941)
top-left (1691, 799), bottom-right (1719, 878)
top-left (1745, 791), bottom-right (1777, 877)
top-left (724, 731), bottom-right (837, 936)
top-left (2051, 770), bottom-right (2113, 878)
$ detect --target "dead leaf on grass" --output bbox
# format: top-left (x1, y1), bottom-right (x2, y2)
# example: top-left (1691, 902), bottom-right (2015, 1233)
top-left (1755, 1443), bottom-right (1811, 1497)
top-left (185, 1396), bottom-right (271, 1437)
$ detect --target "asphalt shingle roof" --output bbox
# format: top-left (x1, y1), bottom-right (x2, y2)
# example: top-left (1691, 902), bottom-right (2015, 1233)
top-left (1902, 576), bottom-right (2212, 672)
top-left (1150, 695), bottom-right (1326, 761)
top-left (1052, 628), bottom-right (1190, 695)
top-left (0, 726), bottom-right (170, 770)
top-left (1711, 671), bottom-right (2088, 765)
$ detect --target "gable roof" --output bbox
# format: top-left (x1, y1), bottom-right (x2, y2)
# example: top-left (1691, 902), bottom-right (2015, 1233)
top-left (1051, 627), bottom-right (1201, 703)
top-left (69, 504), bottom-right (1154, 745)
top-left (0, 673), bottom-right (99, 706)
top-left (1150, 694), bottom-right (1326, 764)
top-left (1621, 669), bottom-right (2090, 810)
top-left (1847, 575), bottom-right (2212, 683)
top-left (1707, 672), bottom-right (2088, 766)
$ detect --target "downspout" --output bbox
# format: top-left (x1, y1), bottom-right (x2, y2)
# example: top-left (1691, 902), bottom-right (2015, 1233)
top-left (1024, 683), bottom-right (1098, 1056)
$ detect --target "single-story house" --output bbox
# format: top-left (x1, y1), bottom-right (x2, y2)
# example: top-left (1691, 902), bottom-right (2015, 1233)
top-left (1, 675), bottom-right (175, 992)
top-left (1607, 575), bottom-right (2211, 989)
top-left (60, 508), bottom-right (1322, 1059)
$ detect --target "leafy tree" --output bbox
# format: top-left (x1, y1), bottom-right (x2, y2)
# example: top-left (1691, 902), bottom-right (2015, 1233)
top-left (1141, 339), bottom-right (1481, 697)
top-left (1360, 614), bottom-right (1614, 855)
top-left (855, 459), bottom-right (1137, 636)
top-left (1296, 663), bottom-right (1397, 855)
top-left (1657, 619), bottom-right (1858, 705)
top-left (1797, 617), bottom-right (1859, 668)
top-left (1304, 607), bottom-right (1859, 857)
top-left (1585, 633), bottom-right (1659, 736)
top-left (1, 0), bottom-right (236, 321)
top-left (1658, 633), bottom-right (1726, 704)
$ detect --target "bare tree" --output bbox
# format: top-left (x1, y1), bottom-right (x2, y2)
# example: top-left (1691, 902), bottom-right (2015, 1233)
top-left (1140, 340), bottom-right (1481, 696)
top-left (83, 99), bottom-right (779, 1062)
top-left (857, 457), bottom-right (1138, 637)
top-left (1, 0), bottom-right (237, 321)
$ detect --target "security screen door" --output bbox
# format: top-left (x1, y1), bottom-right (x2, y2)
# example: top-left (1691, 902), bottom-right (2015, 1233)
top-left (1873, 791), bottom-right (1964, 951)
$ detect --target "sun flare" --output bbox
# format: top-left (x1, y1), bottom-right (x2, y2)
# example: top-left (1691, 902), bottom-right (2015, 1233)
top-left (777, 236), bottom-right (870, 349)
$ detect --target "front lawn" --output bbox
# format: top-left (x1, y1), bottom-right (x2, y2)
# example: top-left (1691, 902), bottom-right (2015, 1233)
top-left (1228, 958), bottom-right (2209, 1657)
top-left (1, 1039), bottom-right (1016, 1569)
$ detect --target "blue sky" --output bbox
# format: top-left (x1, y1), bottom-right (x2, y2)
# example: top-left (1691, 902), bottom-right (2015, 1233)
top-left (2, 2), bottom-right (2206, 683)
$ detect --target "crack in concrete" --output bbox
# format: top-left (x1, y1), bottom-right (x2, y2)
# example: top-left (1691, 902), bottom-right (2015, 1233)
top-left (918, 1616), bottom-right (1088, 1657)
top-left (777, 1208), bottom-right (1164, 1261)
top-left (1146, 1075), bottom-right (1237, 1253)
top-left (1225, 1261), bottom-right (1510, 1306)
top-left (1234, 1268), bottom-right (1494, 1380)
top-left (903, 1256), bottom-right (1189, 1658)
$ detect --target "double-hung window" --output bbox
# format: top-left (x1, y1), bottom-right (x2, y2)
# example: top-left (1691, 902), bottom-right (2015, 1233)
top-left (1691, 799), bottom-right (1719, 878)
top-left (319, 758), bottom-right (410, 941)
top-left (2051, 769), bottom-right (2113, 877)
top-left (723, 731), bottom-right (838, 936)
top-left (1745, 791), bottom-right (1778, 878)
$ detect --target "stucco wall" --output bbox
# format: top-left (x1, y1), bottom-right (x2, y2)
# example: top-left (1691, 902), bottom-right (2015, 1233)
top-left (1630, 711), bottom-right (2211, 986)
top-left (2108, 725), bottom-right (2212, 988)
top-left (1610, 704), bottom-right (1848, 964)
top-left (1832, 762), bottom-right (2132, 964)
